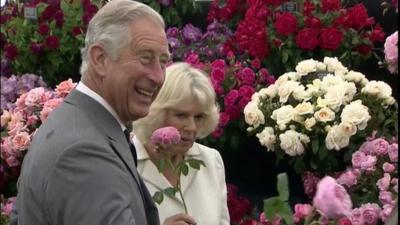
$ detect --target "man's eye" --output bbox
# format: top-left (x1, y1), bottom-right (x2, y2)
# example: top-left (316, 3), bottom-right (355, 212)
top-left (141, 55), bottom-right (152, 63)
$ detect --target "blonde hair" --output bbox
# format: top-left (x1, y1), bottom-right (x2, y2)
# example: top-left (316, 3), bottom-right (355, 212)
top-left (133, 62), bottom-right (220, 144)
top-left (80, 0), bottom-right (165, 76)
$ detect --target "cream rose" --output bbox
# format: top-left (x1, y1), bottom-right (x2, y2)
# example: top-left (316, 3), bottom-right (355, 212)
top-left (323, 57), bottom-right (348, 76)
top-left (362, 81), bottom-right (393, 100)
top-left (325, 125), bottom-right (350, 150)
top-left (278, 80), bottom-right (301, 103)
top-left (295, 59), bottom-right (318, 76)
top-left (341, 100), bottom-right (371, 130)
top-left (244, 101), bottom-right (265, 128)
top-left (256, 127), bottom-right (276, 151)
top-left (259, 84), bottom-right (278, 99)
top-left (314, 107), bottom-right (335, 122)
top-left (279, 130), bottom-right (309, 156)
top-left (271, 105), bottom-right (295, 127)
top-left (295, 102), bottom-right (314, 115)
top-left (304, 117), bottom-right (316, 131)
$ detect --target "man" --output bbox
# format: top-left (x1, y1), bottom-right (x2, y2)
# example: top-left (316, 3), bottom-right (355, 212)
top-left (10, 0), bottom-right (195, 224)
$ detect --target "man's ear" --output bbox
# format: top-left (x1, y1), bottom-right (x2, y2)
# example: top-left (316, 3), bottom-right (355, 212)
top-left (88, 44), bottom-right (108, 77)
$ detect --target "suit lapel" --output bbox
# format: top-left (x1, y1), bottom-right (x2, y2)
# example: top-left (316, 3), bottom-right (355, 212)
top-left (64, 90), bottom-right (142, 187)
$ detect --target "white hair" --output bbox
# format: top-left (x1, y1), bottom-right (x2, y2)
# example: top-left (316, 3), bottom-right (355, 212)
top-left (80, 0), bottom-right (165, 76)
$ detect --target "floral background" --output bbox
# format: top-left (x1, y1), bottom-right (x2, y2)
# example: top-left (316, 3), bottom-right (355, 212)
top-left (1, 0), bottom-right (398, 224)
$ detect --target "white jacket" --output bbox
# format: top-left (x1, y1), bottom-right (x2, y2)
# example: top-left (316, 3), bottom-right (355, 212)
top-left (133, 136), bottom-right (230, 225)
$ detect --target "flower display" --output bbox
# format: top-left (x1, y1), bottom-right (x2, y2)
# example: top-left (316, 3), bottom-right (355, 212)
top-left (0, 0), bottom-right (98, 86)
top-left (1, 74), bottom-right (47, 111)
top-left (167, 20), bottom-right (233, 62)
top-left (0, 79), bottom-right (76, 197)
top-left (383, 31), bottom-right (398, 74)
top-left (208, 0), bottom-right (386, 75)
top-left (150, 126), bottom-right (181, 148)
top-left (244, 57), bottom-right (398, 173)
top-left (0, 196), bottom-right (15, 225)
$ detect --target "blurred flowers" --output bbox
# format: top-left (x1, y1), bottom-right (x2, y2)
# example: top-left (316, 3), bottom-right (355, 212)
top-left (383, 31), bottom-right (398, 74)
top-left (208, 0), bottom-right (386, 75)
top-left (1, 79), bottom-right (76, 196)
top-left (0, 0), bottom-right (98, 85)
top-left (244, 57), bottom-right (398, 173)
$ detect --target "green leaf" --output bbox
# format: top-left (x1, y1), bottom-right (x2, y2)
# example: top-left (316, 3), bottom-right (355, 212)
top-left (263, 197), bottom-right (284, 221)
top-left (282, 50), bottom-right (289, 63)
top-left (277, 173), bottom-right (289, 201)
top-left (152, 191), bottom-right (164, 204)
top-left (163, 187), bottom-right (177, 198)
top-left (280, 203), bottom-right (294, 225)
top-left (180, 164), bottom-right (189, 176)
top-left (318, 145), bottom-right (328, 160)
top-left (187, 159), bottom-right (205, 170)
top-left (312, 139), bottom-right (319, 154)
top-left (156, 159), bottom-right (166, 173)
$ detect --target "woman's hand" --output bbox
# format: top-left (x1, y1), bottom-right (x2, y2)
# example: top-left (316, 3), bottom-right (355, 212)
top-left (163, 213), bottom-right (196, 225)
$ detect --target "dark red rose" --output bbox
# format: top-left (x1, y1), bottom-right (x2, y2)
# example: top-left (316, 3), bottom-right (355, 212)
top-left (72, 26), bottom-right (83, 36)
top-left (84, 4), bottom-right (98, 14)
top-left (303, 0), bottom-right (315, 16)
top-left (347, 3), bottom-right (370, 30)
top-left (38, 23), bottom-right (49, 35)
top-left (45, 35), bottom-right (60, 49)
top-left (369, 24), bottom-right (385, 43)
top-left (296, 28), bottom-right (319, 50)
top-left (30, 42), bottom-right (43, 55)
top-left (319, 28), bottom-right (343, 51)
top-left (54, 10), bottom-right (64, 27)
top-left (82, 12), bottom-right (95, 25)
top-left (251, 58), bottom-right (261, 69)
top-left (274, 12), bottom-right (298, 36)
top-left (5, 44), bottom-right (18, 60)
top-left (321, 0), bottom-right (341, 13)
top-left (40, 5), bottom-right (56, 21)
top-left (305, 16), bottom-right (322, 28)
top-left (355, 44), bottom-right (372, 55)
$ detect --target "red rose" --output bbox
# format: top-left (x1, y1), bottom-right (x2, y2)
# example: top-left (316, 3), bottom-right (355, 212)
top-left (30, 42), bottom-right (43, 55)
top-left (369, 24), bottom-right (385, 43)
top-left (38, 23), bottom-right (49, 35)
top-left (45, 35), bottom-right (60, 49)
top-left (347, 3), bottom-right (370, 30)
top-left (4, 43), bottom-right (18, 60)
top-left (71, 26), bottom-right (83, 36)
top-left (251, 58), bottom-right (261, 69)
top-left (321, 0), bottom-right (341, 13)
top-left (296, 28), bottom-right (319, 50)
top-left (355, 44), bottom-right (372, 55)
top-left (303, 0), bottom-right (315, 16)
top-left (319, 28), bottom-right (343, 51)
top-left (54, 10), bottom-right (64, 28)
top-left (274, 12), bottom-right (298, 36)
top-left (305, 16), bottom-right (322, 28)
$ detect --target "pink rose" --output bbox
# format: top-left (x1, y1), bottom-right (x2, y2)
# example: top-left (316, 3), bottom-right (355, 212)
top-left (360, 155), bottom-right (377, 172)
top-left (150, 126), bottom-right (181, 147)
top-left (55, 78), bottom-right (76, 97)
top-left (371, 138), bottom-right (389, 155)
top-left (379, 191), bottom-right (393, 205)
top-left (383, 162), bottom-right (395, 173)
top-left (377, 173), bottom-right (391, 191)
top-left (293, 203), bottom-right (313, 223)
top-left (380, 204), bottom-right (394, 222)
top-left (313, 176), bottom-right (352, 219)
top-left (1, 110), bottom-right (12, 128)
top-left (388, 143), bottom-right (398, 162)
top-left (351, 208), bottom-right (364, 225)
top-left (1, 197), bottom-right (16, 216)
top-left (336, 169), bottom-right (358, 188)
top-left (11, 131), bottom-right (31, 151)
top-left (352, 151), bottom-right (366, 169)
top-left (360, 203), bottom-right (381, 225)
top-left (25, 87), bottom-right (46, 107)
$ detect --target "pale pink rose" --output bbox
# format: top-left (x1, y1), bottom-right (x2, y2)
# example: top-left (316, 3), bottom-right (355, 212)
top-left (11, 131), bottom-right (31, 151)
top-left (1, 110), bottom-right (12, 128)
top-left (25, 87), bottom-right (46, 106)
top-left (55, 78), bottom-right (76, 97)
top-left (360, 155), bottom-right (377, 172)
top-left (379, 190), bottom-right (393, 205)
top-left (352, 151), bottom-right (366, 169)
top-left (380, 204), bottom-right (394, 222)
top-left (44, 98), bottom-right (64, 109)
top-left (388, 143), bottom-right (398, 162)
top-left (1, 197), bottom-right (16, 216)
top-left (150, 126), bottom-right (181, 147)
top-left (383, 162), bottom-right (395, 173)
top-left (391, 178), bottom-right (398, 193)
top-left (370, 138), bottom-right (389, 155)
top-left (302, 171), bottom-right (320, 198)
top-left (293, 203), bottom-right (313, 223)
top-left (313, 176), bottom-right (353, 219)
top-left (377, 173), bottom-right (391, 191)
top-left (360, 203), bottom-right (381, 225)
top-left (351, 208), bottom-right (364, 225)
top-left (26, 114), bottom-right (39, 126)
top-left (39, 106), bottom-right (53, 122)
top-left (384, 31), bottom-right (398, 74)
top-left (6, 155), bottom-right (20, 167)
top-left (15, 93), bottom-right (28, 109)
top-left (7, 121), bottom-right (26, 137)
top-left (1, 137), bottom-right (13, 155)
top-left (336, 169), bottom-right (358, 188)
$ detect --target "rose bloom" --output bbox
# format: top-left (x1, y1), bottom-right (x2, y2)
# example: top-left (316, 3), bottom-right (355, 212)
top-left (150, 126), bottom-right (181, 147)
top-left (313, 176), bottom-right (352, 219)
top-left (55, 78), bottom-right (76, 97)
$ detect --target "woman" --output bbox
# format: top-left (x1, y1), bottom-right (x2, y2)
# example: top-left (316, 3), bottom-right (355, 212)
top-left (132, 62), bottom-right (230, 225)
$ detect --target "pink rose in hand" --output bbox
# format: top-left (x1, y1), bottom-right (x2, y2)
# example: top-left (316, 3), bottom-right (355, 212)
top-left (150, 126), bottom-right (181, 148)
top-left (313, 176), bottom-right (353, 220)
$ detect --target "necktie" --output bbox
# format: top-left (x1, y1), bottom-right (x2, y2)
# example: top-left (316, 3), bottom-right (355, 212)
top-left (124, 129), bottom-right (138, 166)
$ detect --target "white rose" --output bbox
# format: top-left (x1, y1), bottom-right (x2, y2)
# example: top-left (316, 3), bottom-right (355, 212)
top-left (295, 59), bottom-right (318, 75)
top-left (384, 96), bottom-right (396, 105)
top-left (295, 102), bottom-right (314, 115)
top-left (314, 107), bottom-right (335, 122)
top-left (321, 87), bottom-right (346, 111)
top-left (325, 125), bottom-right (350, 151)
top-left (304, 117), bottom-right (316, 131)
top-left (251, 92), bottom-right (261, 103)
top-left (259, 84), bottom-right (278, 98)
top-left (316, 62), bottom-right (327, 71)
top-left (341, 100), bottom-right (371, 130)
top-left (279, 130), bottom-right (306, 156)
top-left (320, 74), bottom-right (345, 92)
top-left (344, 70), bottom-right (367, 84)
top-left (244, 101), bottom-right (265, 128)
top-left (275, 74), bottom-right (289, 86)
top-left (303, 84), bottom-right (320, 101)
top-left (362, 81), bottom-right (393, 100)
top-left (338, 121), bottom-right (357, 136)
top-left (292, 84), bottom-right (306, 101)
top-left (323, 57), bottom-right (348, 76)
top-left (256, 127), bottom-right (276, 151)
top-left (343, 82), bottom-right (357, 102)
top-left (271, 105), bottom-right (295, 127)
top-left (278, 80), bottom-right (301, 103)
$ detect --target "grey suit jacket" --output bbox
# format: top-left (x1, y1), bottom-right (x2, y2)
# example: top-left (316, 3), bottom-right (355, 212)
top-left (10, 89), bottom-right (160, 225)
